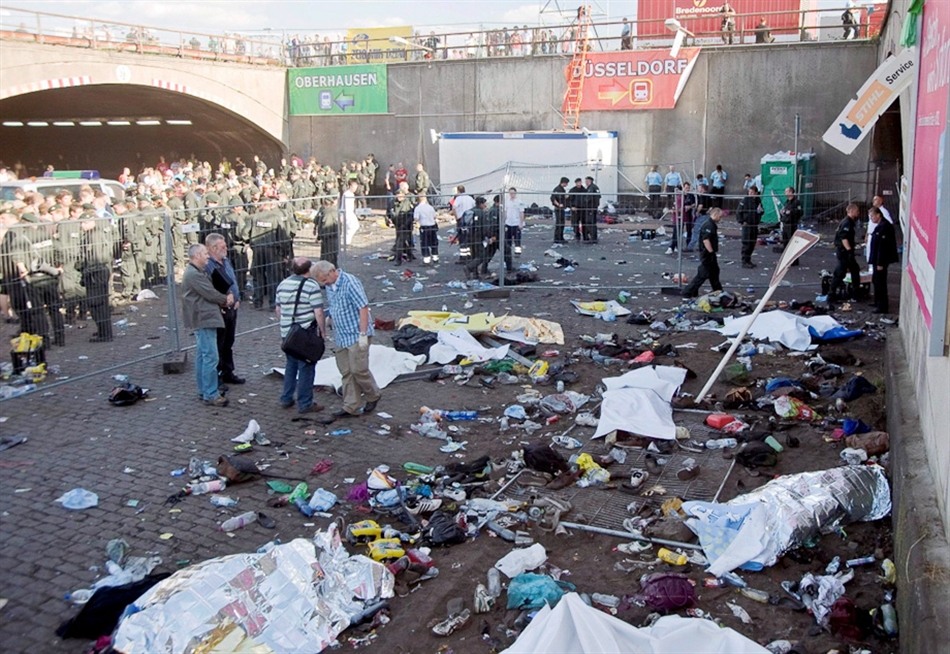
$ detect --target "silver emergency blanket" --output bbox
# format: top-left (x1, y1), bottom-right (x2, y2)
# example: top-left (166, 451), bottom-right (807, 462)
top-left (683, 465), bottom-right (891, 576)
top-left (113, 525), bottom-right (393, 654)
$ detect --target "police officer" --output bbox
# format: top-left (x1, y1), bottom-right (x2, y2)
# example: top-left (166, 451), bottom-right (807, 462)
top-left (682, 207), bottom-right (723, 298)
top-left (78, 215), bottom-right (118, 342)
top-left (780, 187), bottom-right (802, 250)
top-left (585, 176), bottom-right (601, 244)
top-left (737, 185), bottom-right (763, 268)
top-left (223, 198), bottom-right (251, 293)
top-left (318, 178), bottom-right (341, 267)
top-left (551, 177), bottom-right (569, 245)
top-left (567, 178), bottom-right (587, 241)
top-left (118, 199), bottom-right (142, 300)
top-left (56, 203), bottom-right (87, 323)
top-left (414, 163), bottom-right (431, 196)
top-left (830, 203), bottom-right (862, 303)
top-left (248, 197), bottom-right (289, 309)
top-left (465, 197), bottom-right (497, 280)
top-left (25, 215), bottom-right (65, 346)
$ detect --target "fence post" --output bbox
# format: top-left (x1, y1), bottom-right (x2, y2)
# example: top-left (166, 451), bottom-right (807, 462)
top-left (162, 212), bottom-right (186, 373)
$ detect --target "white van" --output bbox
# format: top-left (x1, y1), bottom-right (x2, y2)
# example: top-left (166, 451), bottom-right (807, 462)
top-left (0, 173), bottom-right (126, 204)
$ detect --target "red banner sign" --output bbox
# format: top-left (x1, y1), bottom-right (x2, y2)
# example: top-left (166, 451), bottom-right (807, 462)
top-left (572, 49), bottom-right (701, 111)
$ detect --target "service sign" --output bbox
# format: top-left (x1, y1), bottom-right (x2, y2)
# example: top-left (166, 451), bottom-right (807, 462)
top-left (345, 26), bottom-right (414, 64)
top-left (571, 49), bottom-right (701, 111)
top-left (288, 65), bottom-right (388, 116)
top-left (822, 48), bottom-right (917, 155)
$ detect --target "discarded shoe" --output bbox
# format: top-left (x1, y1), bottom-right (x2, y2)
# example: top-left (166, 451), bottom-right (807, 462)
top-left (629, 469), bottom-right (649, 488)
top-left (406, 497), bottom-right (443, 515)
top-left (432, 608), bottom-right (471, 636)
top-left (256, 512), bottom-right (276, 529)
top-left (677, 458), bottom-right (701, 481)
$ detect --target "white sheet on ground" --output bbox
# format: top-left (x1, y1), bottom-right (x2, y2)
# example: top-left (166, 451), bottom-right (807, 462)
top-left (592, 365), bottom-right (687, 441)
top-left (719, 310), bottom-right (844, 351)
top-left (273, 345), bottom-right (425, 390)
top-left (503, 593), bottom-right (768, 654)
top-left (427, 328), bottom-right (509, 364)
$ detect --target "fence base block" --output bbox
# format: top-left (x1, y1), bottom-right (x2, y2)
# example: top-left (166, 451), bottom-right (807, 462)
top-left (162, 351), bottom-right (188, 374)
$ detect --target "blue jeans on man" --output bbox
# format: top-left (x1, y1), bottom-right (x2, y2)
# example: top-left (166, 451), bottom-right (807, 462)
top-left (194, 328), bottom-right (220, 401)
top-left (281, 353), bottom-right (316, 411)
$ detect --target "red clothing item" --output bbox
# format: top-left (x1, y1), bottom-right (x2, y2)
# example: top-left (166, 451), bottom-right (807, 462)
top-left (394, 167), bottom-right (408, 184)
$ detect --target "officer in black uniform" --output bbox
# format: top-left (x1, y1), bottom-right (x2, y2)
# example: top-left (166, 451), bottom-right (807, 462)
top-left (830, 203), bottom-right (862, 303)
top-left (551, 177), bottom-right (569, 244)
top-left (465, 197), bottom-right (497, 280)
top-left (780, 187), bottom-right (802, 249)
top-left (736, 186), bottom-right (762, 268)
top-left (585, 176), bottom-right (601, 244)
top-left (682, 207), bottom-right (723, 298)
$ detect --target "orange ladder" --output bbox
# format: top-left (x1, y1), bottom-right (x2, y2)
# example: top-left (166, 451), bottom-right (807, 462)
top-left (562, 5), bottom-right (593, 131)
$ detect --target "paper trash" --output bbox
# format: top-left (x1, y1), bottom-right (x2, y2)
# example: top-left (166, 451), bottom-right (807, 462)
top-left (113, 525), bottom-right (393, 654)
top-left (495, 543), bottom-right (547, 579)
top-left (503, 592), bottom-right (768, 653)
top-left (593, 366), bottom-right (688, 441)
top-left (683, 465), bottom-right (891, 576)
top-left (719, 310), bottom-right (851, 352)
top-left (492, 316), bottom-right (565, 345)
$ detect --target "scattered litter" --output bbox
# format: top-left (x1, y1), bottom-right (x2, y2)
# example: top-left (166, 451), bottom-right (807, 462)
top-left (55, 488), bottom-right (99, 510)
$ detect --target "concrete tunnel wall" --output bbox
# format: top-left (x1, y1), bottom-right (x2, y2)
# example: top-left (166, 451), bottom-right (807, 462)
top-left (290, 41), bottom-right (878, 193)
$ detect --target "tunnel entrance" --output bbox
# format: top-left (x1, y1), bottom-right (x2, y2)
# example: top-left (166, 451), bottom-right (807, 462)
top-left (0, 84), bottom-right (284, 178)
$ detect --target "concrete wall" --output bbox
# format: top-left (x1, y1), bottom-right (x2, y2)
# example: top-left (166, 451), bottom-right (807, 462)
top-left (290, 42), bottom-right (878, 188)
top-left (0, 40), bottom-right (288, 143)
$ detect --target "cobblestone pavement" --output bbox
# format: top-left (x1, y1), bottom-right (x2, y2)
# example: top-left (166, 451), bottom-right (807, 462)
top-left (0, 215), bottom-right (893, 653)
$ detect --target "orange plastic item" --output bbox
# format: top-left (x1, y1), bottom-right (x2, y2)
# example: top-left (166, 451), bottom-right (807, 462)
top-left (633, 351), bottom-right (655, 363)
top-left (705, 414), bottom-right (736, 429)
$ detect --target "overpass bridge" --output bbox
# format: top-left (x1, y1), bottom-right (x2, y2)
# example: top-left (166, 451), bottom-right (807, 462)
top-left (1, 13), bottom-right (883, 186)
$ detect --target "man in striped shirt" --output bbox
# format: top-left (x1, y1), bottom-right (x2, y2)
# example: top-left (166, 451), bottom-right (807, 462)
top-left (275, 258), bottom-right (326, 413)
top-left (312, 260), bottom-right (380, 418)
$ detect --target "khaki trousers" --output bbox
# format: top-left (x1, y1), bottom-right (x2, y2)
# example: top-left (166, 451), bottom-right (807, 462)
top-left (335, 339), bottom-right (381, 414)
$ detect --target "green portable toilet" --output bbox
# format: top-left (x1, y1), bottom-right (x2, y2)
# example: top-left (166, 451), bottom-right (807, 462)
top-left (759, 152), bottom-right (816, 224)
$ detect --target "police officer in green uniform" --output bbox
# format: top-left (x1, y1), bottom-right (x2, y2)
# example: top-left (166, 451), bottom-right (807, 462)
top-left (318, 178), bottom-right (340, 267)
top-left (56, 203), bottom-right (87, 323)
top-left (414, 163), bottom-right (431, 196)
top-left (248, 197), bottom-right (289, 309)
top-left (119, 199), bottom-right (142, 300)
top-left (224, 198), bottom-right (251, 292)
top-left (79, 215), bottom-right (118, 342)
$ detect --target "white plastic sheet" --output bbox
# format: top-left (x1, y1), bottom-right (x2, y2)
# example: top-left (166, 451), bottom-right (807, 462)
top-left (113, 527), bottom-right (393, 654)
top-left (719, 310), bottom-right (845, 351)
top-left (427, 328), bottom-right (509, 364)
top-left (593, 366), bottom-right (687, 441)
top-left (503, 593), bottom-right (769, 654)
top-left (272, 345), bottom-right (425, 390)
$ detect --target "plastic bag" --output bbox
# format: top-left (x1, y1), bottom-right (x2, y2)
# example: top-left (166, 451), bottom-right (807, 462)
top-left (308, 488), bottom-right (338, 512)
top-left (639, 573), bottom-right (695, 611)
top-left (774, 395), bottom-right (821, 421)
top-left (506, 573), bottom-right (566, 610)
top-left (56, 488), bottom-right (99, 510)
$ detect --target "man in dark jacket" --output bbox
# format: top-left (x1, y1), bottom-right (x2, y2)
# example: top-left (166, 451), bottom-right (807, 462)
top-left (682, 207), bottom-right (723, 298)
top-left (737, 186), bottom-right (762, 268)
top-left (867, 206), bottom-right (898, 314)
top-left (551, 177), bottom-right (569, 244)
top-left (465, 197), bottom-right (496, 280)
top-left (567, 178), bottom-right (586, 241)
top-left (830, 203), bottom-right (862, 303)
top-left (182, 243), bottom-right (233, 407)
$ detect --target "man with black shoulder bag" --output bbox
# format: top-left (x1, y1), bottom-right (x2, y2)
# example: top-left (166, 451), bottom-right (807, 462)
top-left (275, 257), bottom-right (326, 414)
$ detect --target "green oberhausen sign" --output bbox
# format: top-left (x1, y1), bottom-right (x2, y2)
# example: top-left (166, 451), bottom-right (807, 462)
top-left (288, 65), bottom-right (388, 116)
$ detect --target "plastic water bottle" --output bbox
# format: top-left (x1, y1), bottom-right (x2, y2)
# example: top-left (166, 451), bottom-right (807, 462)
top-left (412, 280), bottom-right (423, 293)
top-left (443, 410), bottom-right (478, 421)
top-left (293, 497), bottom-right (314, 517)
top-left (189, 479), bottom-right (226, 495)
top-left (880, 603), bottom-right (898, 636)
top-left (442, 365), bottom-right (464, 375)
top-left (210, 495), bottom-right (239, 507)
top-left (219, 511), bottom-right (257, 532)
top-left (114, 318), bottom-right (129, 335)
top-left (499, 416), bottom-right (510, 433)
top-left (705, 438), bottom-right (738, 450)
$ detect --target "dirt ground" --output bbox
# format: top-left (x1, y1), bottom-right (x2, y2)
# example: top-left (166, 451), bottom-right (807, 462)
top-left (0, 214), bottom-right (900, 654)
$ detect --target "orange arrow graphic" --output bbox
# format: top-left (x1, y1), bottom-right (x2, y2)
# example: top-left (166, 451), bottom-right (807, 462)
top-left (597, 79), bottom-right (628, 106)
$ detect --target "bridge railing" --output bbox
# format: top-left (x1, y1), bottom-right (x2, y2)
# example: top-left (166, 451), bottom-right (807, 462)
top-left (0, 5), bottom-right (879, 69)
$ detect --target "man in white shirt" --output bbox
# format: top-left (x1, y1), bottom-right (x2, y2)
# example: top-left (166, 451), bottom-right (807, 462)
top-left (342, 179), bottom-right (359, 245)
top-left (503, 187), bottom-right (525, 271)
top-left (452, 185), bottom-right (476, 263)
top-left (865, 195), bottom-right (893, 267)
top-left (414, 194), bottom-right (439, 265)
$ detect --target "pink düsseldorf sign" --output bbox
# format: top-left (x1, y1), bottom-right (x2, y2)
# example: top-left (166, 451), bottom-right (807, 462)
top-left (907, 0), bottom-right (950, 328)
